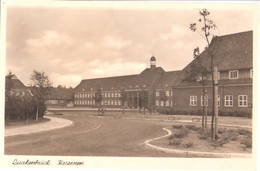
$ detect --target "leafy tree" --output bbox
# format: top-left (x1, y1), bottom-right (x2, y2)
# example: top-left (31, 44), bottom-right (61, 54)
top-left (30, 70), bottom-right (52, 119)
top-left (94, 88), bottom-right (103, 115)
top-left (190, 9), bottom-right (218, 139)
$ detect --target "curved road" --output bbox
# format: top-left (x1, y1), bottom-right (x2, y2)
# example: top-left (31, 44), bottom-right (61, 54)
top-left (5, 114), bottom-right (179, 157)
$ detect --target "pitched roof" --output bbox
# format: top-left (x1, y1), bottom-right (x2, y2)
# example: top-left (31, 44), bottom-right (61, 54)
top-left (74, 74), bottom-right (137, 92)
top-left (125, 67), bottom-right (165, 90)
top-left (154, 70), bottom-right (182, 89)
top-left (44, 87), bottom-right (74, 100)
top-left (184, 31), bottom-right (252, 72)
top-left (5, 74), bottom-right (28, 90)
top-left (172, 31), bottom-right (253, 87)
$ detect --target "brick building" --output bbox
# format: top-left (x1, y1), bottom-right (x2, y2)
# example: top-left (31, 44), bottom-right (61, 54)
top-left (44, 87), bottom-right (74, 108)
top-left (74, 31), bottom-right (253, 115)
top-left (5, 74), bottom-right (33, 97)
top-left (172, 31), bottom-right (252, 115)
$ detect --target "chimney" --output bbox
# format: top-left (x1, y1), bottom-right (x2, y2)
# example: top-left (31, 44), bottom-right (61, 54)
top-left (150, 56), bottom-right (156, 70)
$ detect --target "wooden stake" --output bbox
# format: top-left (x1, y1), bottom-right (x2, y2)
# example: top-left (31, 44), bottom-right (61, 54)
top-left (214, 67), bottom-right (218, 139)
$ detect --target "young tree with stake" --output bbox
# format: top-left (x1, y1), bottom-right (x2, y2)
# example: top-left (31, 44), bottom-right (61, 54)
top-left (190, 9), bottom-right (219, 140)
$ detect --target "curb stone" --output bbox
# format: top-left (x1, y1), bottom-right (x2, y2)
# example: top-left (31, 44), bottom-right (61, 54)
top-left (144, 127), bottom-right (251, 158)
top-left (5, 116), bottom-right (74, 137)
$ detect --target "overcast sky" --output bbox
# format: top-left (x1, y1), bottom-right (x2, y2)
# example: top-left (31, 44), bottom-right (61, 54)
top-left (5, 2), bottom-right (253, 88)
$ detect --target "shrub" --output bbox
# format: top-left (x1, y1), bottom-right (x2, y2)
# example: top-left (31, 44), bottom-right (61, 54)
top-left (240, 136), bottom-right (252, 150)
top-left (5, 94), bottom-right (46, 121)
top-left (172, 125), bottom-right (183, 129)
top-left (219, 110), bottom-right (252, 118)
top-left (213, 132), bottom-right (230, 149)
top-left (185, 125), bottom-right (200, 131)
top-left (183, 142), bottom-right (194, 148)
top-left (172, 128), bottom-right (189, 138)
top-left (197, 127), bottom-right (211, 140)
top-left (237, 128), bottom-right (251, 136)
top-left (169, 138), bottom-right (182, 145)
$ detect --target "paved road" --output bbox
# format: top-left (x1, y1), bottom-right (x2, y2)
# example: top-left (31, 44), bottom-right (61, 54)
top-left (5, 114), bottom-right (179, 157)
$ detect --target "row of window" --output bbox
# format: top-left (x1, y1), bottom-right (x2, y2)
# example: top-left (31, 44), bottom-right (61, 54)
top-left (75, 100), bottom-right (122, 106)
top-left (223, 69), bottom-right (253, 79)
top-left (189, 95), bottom-right (248, 107)
top-left (155, 100), bottom-right (173, 107)
top-left (197, 69), bottom-right (253, 81)
top-left (155, 90), bottom-right (172, 97)
top-left (10, 90), bottom-right (26, 96)
top-left (75, 92), bottom-right (122, 99)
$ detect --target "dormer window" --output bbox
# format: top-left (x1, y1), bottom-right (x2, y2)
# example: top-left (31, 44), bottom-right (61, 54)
top-left (229, 70), bottom-right (239, 79)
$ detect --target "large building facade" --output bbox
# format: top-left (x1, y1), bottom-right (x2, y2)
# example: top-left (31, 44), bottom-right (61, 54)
top-left (74, 31), bottom-right (253, 115)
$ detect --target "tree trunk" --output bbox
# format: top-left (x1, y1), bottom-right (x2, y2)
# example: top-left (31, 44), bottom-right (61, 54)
top-left (202, 78), bottom-right (205, 127)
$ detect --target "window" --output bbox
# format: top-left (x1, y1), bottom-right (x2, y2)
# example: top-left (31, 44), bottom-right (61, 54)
top-left (115, 100), bottom-right (117, 105)
top-left (104, 100), bottom-right (107, 105)
top-left (111, 93), bottom-right (114, 97)
top-left (160, 101), bottom-right (164, 106)
top-left (101, 101), bottom-right (104, 105)
top-left (190, 96), bottom-right (197, 106)
top-left (118, 93), bottom-right (121, 97)
top-left (111, 100), bottom-right (114, 105)
top-left (118, 100), bottom-right (121, 105)
top-left (115, 93), bottom-right (118, 97)
top-left (229, 70), bottom-right (239, 79)
top-left (155, 100), bottom-right (159, 106)
top-left (201, 95), bottom-right (208, 106)
top-left (250, 69), bottom-right (253, 78)
top-left (165, 100), bottom-right (169, 106)
top-left (225, 95), bottom-right (233, 107)
top-left (90, 101), bottom-right (92, 105)
top-left (108, 93), bottom-right (110, 98)
top-left (166, 91), bottom-right (170, 97)
top-left (238, 95), bottom-right (248, 107)
top-left (156, 91), bottom-right (160, 97)
top-left (105, 93), bottom-right (107, 98)
top-left (108, 101), bottom-right (110, 105)
top-left (93, 101), bottom-right (95, 105)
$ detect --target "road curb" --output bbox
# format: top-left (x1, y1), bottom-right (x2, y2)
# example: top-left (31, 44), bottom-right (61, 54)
top-left (144, 127), bottom-right (251, 158)
top-left (5, 116), bottom-right (74, 137)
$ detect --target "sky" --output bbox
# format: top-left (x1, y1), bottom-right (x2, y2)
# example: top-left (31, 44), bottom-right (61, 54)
top-left (5, 2), bottom-right (254, 88)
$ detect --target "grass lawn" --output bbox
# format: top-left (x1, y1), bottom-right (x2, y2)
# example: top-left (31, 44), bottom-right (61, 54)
top-left (5, 117), bottom-right (50, 128)
top-left (151, 124), bottom-right (252, 154)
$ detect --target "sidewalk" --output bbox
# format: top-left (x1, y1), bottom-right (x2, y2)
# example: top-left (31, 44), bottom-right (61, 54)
top-left (5, 116), bottom-right (73, 137)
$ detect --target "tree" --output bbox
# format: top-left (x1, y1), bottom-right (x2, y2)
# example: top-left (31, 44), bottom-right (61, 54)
top-left (159, 90), bottom-right (168, 113)
top-left (184, 48), bottom-right (209, 127)
top-left (190, 9), bottom-right (218, 139)
top-left (120, 89), bottom-right (127, 115)
top-left (30, 70), bottom-right (52, 119)
top-left (94, 88), bottom-right (103, 115)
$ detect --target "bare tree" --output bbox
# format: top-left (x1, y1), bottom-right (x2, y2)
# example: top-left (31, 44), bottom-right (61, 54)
top-left (94, 88), bottom-right (103, 115)
top-left (190, 9), bottom-right (218, 139)
top-left (120, 89), bottom-right (127, 115)
top-left (184, 47), bottom-right (209, 127)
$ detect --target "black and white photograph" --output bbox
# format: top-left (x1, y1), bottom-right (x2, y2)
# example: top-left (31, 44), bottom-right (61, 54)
top-left (1, 0), bottom-right (259, 170)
